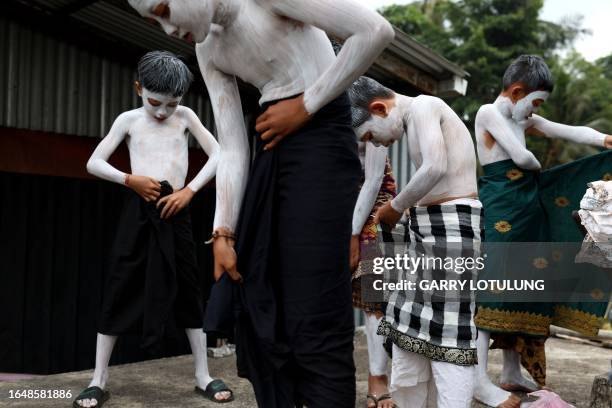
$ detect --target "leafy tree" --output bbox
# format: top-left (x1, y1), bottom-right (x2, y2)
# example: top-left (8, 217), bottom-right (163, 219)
top-left (381, 0), bottom-right (610, 167)
top-left (533, 52), bottom-right (612, 166)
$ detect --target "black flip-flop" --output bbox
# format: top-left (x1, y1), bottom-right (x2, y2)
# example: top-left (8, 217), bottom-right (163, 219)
top-left (195, 379), bottom-right (234, 403)
top-left (73, 386), bottom-right (110, 408)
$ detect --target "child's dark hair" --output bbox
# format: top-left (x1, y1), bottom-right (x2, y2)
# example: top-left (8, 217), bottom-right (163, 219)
top-left (502, 55), bottom-right (554, 93)
top-left (137, 51), bottom-right (193, 97)
top-left (348, 76), bottom-right (395, 128)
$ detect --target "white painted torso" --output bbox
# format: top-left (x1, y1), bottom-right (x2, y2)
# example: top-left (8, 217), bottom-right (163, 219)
top-left (474, 96), bottom-right (606, 171)
top-left (195, 0), bottom-right (395, 230)
top-left (125, 108), bottom-right (190, 189)
top-left (475, 97), bottom-right (531, 167)
top-left (87, 105), bottom-right (220, 193)
top-left (403, 95), bottom-right (478, 206)
top-left (207, 0), bottom-right (335, 105)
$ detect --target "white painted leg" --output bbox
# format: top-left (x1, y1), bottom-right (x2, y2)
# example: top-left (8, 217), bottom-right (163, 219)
top-left (500, 349), bottom-right (538, 392)
top-left (89, 333), bottom-right (117, 389)
top-left (76, 334), bottom-right (116, 407)
top-left (185, 329), bottom-right (232, 402)
top-left (185, 328), bottom-right (214, 389)
top-left (473, 330), bottom-right (516, 407)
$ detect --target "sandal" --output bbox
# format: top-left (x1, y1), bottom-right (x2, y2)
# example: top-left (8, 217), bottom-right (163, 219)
top-left (195, 379), bottom-right (235, 403)
top-left (367, 393), bottom-right (397, 408)
top-left (72, 386), bottom-right (110, 408)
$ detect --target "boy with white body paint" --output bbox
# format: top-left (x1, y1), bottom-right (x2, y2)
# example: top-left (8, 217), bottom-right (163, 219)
top-left (127, 1), bottom-right (394, 406)
top-left (349, 76), bottom-right (483, 408)
top-left (473, 55), bottom-right (612, 408)
top-left (74, 51), bottom-right (232, 407)
top-left (350, 138), bottom-right (397, 408)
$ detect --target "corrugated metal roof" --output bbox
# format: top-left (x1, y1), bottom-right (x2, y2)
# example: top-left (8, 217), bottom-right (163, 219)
top-left (73, 1), bottom-right (193, 57)
top-left (19, 0), bottom-right (77, 10)
top-left (4, 0), bottom-right (469, 185)
top-left (16, 0), bottom-right (467, 93)
top-left (389, 27), bottom-right (468, 79)
top-left (0, 14), bottom-right (217, 145)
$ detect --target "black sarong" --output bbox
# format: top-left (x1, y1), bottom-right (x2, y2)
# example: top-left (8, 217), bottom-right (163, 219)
top-left (206, 93), bottom-right (360, 407)
top-left (98, 182), bottom-right (203, 351)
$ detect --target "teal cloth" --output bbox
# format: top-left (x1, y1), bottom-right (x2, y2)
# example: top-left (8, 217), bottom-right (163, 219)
top-left (476, 150), bottom-right (611, 336)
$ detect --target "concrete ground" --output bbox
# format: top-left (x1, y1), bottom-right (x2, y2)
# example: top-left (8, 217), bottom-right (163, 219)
top-left (0, 333), bottom-right (609, 407)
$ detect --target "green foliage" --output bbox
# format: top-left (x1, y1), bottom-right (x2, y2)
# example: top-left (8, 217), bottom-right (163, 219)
top-left (534, 52), bottom-right (612, 166)
top-left (380, 0), bottom-right (610, 167)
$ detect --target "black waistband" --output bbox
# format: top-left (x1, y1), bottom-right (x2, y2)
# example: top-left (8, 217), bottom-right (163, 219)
top-left (260, 92), bottom-right (350, 117)
top-left (158, 180), bottom-right (174, 199)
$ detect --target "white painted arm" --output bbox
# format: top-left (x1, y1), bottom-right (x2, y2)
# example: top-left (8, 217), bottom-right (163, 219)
top-left (529, 114), bottom-right (607, 147)
top-left (86, 112), bottom-right (129, 184)
top-left (391, 101), bottom-right (447, 212)
top-left (352, 143), bottom-right (388, 235)
top-left (476, 104), bottom-right (541, 170)
top-left (197, 42), bottom-right (249, 232)
top-left (268, 0), bottom-right (394, 114)
top-left (184, 107), bottom-right (221, 193)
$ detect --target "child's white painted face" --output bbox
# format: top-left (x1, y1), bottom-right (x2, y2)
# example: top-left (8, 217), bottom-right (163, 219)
top-left (130, 0), bottom-right (209, 43)
top-left (512, 90), bottom-right (549, 125)
top-left (141, 88), bottom-right (182, 121)
top-left (356, 105), bottom-right (405, 147)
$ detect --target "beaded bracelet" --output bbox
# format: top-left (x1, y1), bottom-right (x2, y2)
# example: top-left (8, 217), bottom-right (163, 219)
top-left (205, 230), bottom-right (237, 244)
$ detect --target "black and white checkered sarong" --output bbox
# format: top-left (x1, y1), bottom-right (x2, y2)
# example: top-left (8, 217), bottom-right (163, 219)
top-left (377, 203), bottom-right (484, 365)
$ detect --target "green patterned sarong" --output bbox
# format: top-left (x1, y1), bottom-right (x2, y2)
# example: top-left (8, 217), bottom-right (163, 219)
top-left (475, 150), bottom-right (611, 337)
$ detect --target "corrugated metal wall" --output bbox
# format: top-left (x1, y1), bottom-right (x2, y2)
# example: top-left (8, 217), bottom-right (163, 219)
top-left (0, 13), bottom-right (410, 192)
top-left (388, 136), bottom-right (411, 195)
top-left (0, 15), bottom-right (216, 145)
top-left (0, 14), bottom-right (411, 186)
top-left (1, 12), bottom-right (415, 329)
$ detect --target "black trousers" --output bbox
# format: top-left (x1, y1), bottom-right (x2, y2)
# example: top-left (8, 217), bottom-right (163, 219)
top-left (231, 93), bottom-right (360, 407)
top-left (98, 185), bottom-right (203, 350)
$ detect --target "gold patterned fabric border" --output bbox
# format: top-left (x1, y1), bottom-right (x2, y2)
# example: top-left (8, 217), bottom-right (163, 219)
top-left (474, 307), bottom-right (551, 336)
top-left (377, 320), bottom-right (477, 366)
top-left (552, 305), bottom-right (603, 337)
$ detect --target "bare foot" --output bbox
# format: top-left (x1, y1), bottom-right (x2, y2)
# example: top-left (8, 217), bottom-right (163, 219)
top-left (499, 377), bottom-right (540, 393)
top-left (498, 394), bottom-right (521, 408)
top-left (474, 374), bottom-right (517, 407)
top-left (499, 370), bottom-right (540, 393)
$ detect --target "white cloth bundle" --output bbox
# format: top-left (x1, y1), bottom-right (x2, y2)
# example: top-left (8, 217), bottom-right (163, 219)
top-left (576, 180), bottom-right (612, 267)
top-left (579, 180), bottom-right (612, 242)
